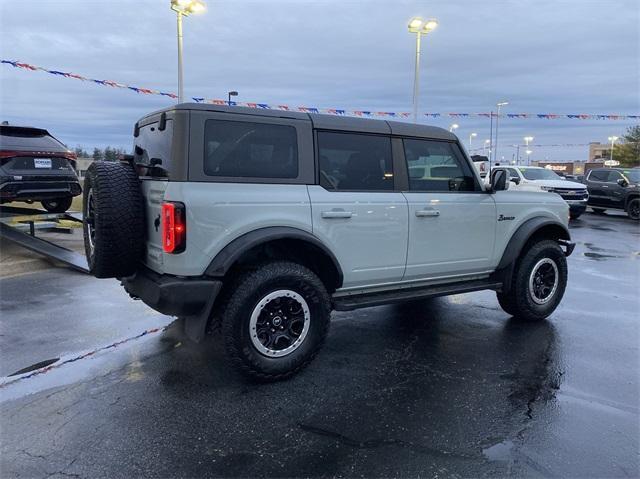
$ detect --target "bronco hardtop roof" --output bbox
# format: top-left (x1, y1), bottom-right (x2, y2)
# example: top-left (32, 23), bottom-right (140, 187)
top-left (137, 103), bottom-right (455, 141)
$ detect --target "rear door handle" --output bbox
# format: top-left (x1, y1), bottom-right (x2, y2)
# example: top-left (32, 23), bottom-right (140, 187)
top-left (321, 210), bottom-right (353, 219)
top-left (416, 209), bottom-right (440, 217)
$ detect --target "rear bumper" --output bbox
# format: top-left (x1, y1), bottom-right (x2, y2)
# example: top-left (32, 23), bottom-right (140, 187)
top-left (121, 266), bottom-right (222, 317)
top-left (0, 179), bottom-right (81, 201)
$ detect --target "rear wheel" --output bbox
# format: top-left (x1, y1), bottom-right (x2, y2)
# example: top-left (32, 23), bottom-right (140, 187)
top-left (41, 197), bottom-right (72, 213)
top-left (496, 240), bottom-right (567, 321)
top-left (627, 198), bottom-right (640, 220)
top-left (220, 261), bottom-right (331, 380)
top-left (82, 162), bottom-right (144, 278)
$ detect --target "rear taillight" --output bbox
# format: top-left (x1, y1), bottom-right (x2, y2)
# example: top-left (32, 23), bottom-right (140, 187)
top-left (161, 202), bottom-right (186, 254)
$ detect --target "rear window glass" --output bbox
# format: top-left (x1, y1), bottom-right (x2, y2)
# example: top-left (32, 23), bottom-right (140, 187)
top-left (204, 120), bottom-right (298, 178)
top-left (133, 120), bottom-right (174, 176)
top-left (0, 126), bottom-right (67, 151)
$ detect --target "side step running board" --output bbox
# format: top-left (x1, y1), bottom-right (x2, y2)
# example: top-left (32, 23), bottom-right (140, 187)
top-left (333, 279), bottom-right (502, 311)
top-left (0, 222), bottom-right (89, 273)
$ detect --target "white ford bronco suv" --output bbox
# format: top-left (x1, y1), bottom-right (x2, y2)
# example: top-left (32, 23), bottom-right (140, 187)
top-left (83, 104), bottom-right (574, 380)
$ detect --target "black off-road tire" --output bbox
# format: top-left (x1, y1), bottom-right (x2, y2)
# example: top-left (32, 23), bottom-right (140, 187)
top-left (221, 261), bottom-right (331, 381)
top-left (626, 198), bottom-right (640, 220)
top-left (496, 239), bottom-right (567, 321)
top-left (591, 208), bottom-right (606, 214)
top-left (82, 161), bottom-right (144, 278)
top-left (41, 197), bottom-right (73, 213)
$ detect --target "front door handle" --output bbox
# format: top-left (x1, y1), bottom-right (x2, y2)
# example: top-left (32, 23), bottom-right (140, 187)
top-left (321, 210), bottom-right (353, 219)
top-left (416, 209), bottom-right (440, 217)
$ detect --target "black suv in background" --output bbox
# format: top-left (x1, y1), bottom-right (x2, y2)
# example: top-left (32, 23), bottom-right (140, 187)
top-left (585, 167), bottom-right (640, 220)
top-left (0, 125), bottom-right (81, 212)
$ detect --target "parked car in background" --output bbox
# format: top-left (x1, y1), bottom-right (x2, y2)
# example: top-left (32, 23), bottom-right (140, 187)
top-left (584, 167), bottom-right (640, 220)
top-left (489, 165), bottom-right (589, 219)
top-left (0, 125), bottom-right (81, 212)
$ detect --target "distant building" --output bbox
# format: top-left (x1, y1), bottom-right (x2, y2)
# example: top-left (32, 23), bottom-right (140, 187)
top-left (588, 142), bottom-right (611, 162)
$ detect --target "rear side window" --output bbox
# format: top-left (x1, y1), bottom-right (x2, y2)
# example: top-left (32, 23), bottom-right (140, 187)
top-left (403, 139), bottom-right (477, 192)
top-left (204, 120), bottom-right (298, 178)
top-left (588, 170), bottom-right (608, 182)
top-left (318, 131), bottom-right (393, 191)
top-left (0, 126), bottom-right (66, 151)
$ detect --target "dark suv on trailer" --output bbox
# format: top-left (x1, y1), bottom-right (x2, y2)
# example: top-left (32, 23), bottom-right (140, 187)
top-left (585, 167), bottom-right (640, 220)
top-left (0, 125), bottom-right (81, 212)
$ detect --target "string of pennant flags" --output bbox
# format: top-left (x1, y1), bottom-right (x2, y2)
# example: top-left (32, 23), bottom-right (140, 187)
top-left (3, 59), bottom-right (639, 121)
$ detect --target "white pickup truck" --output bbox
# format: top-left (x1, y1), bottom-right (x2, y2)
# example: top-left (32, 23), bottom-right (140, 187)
top-left (490, 165), bottom-right (589, 219)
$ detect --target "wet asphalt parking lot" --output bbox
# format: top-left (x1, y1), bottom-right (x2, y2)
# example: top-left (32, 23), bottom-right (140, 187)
top-left (1, 210), bottom-right (638, 478)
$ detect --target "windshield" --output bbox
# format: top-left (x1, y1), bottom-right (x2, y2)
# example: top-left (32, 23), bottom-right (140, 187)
top-left (622, 169), bottom-right (640, 183)
top-left (519, 168), bottom-right (561, 181)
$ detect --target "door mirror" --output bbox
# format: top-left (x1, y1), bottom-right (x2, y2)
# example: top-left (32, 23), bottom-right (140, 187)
top-left (510, 176), bottom-right (521, 185)
top-left (617, 178), bottom-right (628, 187)
top-left (490, 169), bottom-right (509, 191)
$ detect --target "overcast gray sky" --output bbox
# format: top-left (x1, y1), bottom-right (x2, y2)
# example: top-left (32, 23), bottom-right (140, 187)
top-left (1, 0), bottom-right (638, 162)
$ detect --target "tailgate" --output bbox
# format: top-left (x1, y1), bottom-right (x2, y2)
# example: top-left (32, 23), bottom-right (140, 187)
top-left (140, 179), bottom-right (168, 273)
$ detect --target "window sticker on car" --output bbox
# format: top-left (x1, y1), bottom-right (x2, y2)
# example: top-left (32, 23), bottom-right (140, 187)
top-left (34, 158), bottom-right (52, 169)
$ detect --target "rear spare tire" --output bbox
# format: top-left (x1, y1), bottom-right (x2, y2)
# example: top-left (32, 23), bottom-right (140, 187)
top-left (83, 161), bottom-right (144, 278)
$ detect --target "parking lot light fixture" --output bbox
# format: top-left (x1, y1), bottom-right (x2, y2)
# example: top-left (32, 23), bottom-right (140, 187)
top-left (170, 0), bottom-right (206, 103)
top-left (524, 136), bottom-right (534, 165)
top-left (469, 132), bottom-right (477, 151)
top-left (493, 101), bottom-right (509, 164)
top-left (449, 123), bottom-right (459, 133)
top-left (408, 17), bottom-right (438, 123)
top-left (608, 136), bottom-right (619, 164)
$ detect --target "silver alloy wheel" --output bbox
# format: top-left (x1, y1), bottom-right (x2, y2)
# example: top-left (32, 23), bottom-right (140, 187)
top-left (528, 258), bottom-right (559, 305)
top-left (249, 289), bottom-right (310, 358)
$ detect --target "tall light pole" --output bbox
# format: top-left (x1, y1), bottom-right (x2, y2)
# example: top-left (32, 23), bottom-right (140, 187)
top-left (524, 136), bottom-right (534, 165)
top-left (484, 139), bottom-right (490, 157)
top-left (469, 132), bottom-right (477, 151)
top-left (170, 0), bottom-right (206, 103)
top-left (608, 136), bottom-right (619, 165)
top-left (228, 90), bottom-right (238, 106)
top-left (449, 123), bottom-right (459, 133)
top-left (494, 100), bottom-right (509, 164)
top-left (408, 17), bottom-right (438, 123)
top-left (526, 149), bottom-right (533, 164)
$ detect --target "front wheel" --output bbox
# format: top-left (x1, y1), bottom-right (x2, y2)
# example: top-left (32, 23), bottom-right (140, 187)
top-left (41, 197), bottom-right (73, 213)
top-left (497, 239), bottom-right (567, 321)
top-left (569, 212), bottom-right (582, 220)
top-left (627, 198), bottom-right (640, 220)
top-left (220, 261), bottom-right (331, 380)
top-left (591, 207), bottom-right (606, 214)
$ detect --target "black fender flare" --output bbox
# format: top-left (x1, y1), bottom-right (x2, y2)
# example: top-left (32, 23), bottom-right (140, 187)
top-left (497, 217), bottom-right (571, 270)
top-left (204, 226), bottom-right (344, 288)
top-left (493, 217), bottom-right (572, 291)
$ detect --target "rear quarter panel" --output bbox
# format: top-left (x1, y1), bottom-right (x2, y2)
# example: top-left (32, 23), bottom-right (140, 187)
top-left (158, 182), bottom-right (312, 276)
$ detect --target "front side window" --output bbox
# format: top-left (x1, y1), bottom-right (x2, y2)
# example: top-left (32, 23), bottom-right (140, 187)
top-left (607, 170), bottom-right (623, 182)
top-left (318, 131), bottom-right (393, 191)
top-left (204, 120), bottom-right (298, 178)
top-left (507, 168), bottom-right (520, 179)
top-left (404, 139), bottom-right (477, 192)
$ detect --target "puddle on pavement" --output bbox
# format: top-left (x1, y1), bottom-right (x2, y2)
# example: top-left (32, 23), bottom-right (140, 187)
top-left (8, 358), bottom-right (59, 377)
top-left (583, 252), bottom-right (626, 261)
top-left (482, 440), bottom-right (514, 462)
